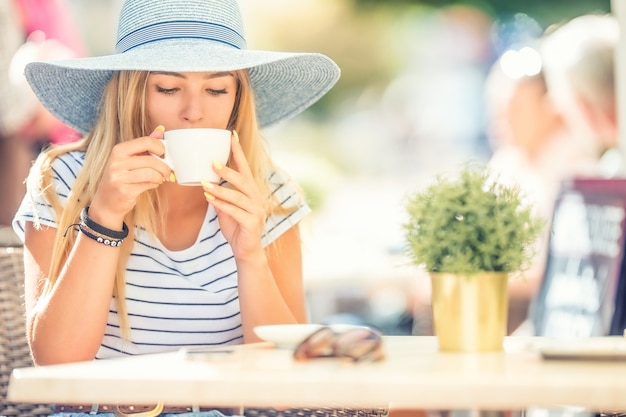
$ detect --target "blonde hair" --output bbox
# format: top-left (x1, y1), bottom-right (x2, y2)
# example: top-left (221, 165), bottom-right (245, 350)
top-left (29, 69), bottom-right (290, 335)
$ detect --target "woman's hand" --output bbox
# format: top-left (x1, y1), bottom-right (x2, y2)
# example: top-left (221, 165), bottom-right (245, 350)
top-left (202, 131), bottom-right (265, 260)
top-left (90, 126), bottom-right (172, 228)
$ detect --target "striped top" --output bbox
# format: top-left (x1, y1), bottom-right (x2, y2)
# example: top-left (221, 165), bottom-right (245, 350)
top-left (13, 150), bottom-right (310, 359)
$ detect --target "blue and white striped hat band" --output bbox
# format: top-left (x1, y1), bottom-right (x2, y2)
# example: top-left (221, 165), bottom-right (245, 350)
top-left (24, 0), bottom-right (340, 133)
top-left (116, 20), bottom-right (247, 53)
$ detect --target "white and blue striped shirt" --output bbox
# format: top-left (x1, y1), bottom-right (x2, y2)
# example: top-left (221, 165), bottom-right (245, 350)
top-left (13, 150), bottom-right (310, 358)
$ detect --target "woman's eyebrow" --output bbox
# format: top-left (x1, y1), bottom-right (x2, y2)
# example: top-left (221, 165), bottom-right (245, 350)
top-left (151, 71), bottom-right (185, 78)
top-left (205, 71), bottom-right (234, 79)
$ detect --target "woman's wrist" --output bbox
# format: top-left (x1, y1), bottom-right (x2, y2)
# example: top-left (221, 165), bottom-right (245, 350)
top-left (234, 250), bottom-right (268, 270)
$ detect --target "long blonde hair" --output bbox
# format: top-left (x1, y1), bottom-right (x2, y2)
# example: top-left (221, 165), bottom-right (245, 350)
top-left (29, 69), bottom-right (287, 335)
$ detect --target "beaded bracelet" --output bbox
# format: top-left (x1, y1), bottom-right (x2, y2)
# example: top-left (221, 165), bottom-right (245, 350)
top-left (78, 223), bottom-right (124, 247)
top-left (80, 206), bottom-right (129, 240)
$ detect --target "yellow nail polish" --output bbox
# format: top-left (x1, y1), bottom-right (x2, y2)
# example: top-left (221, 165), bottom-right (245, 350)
top-left (213, 161), bottom-right (223, 170)
top-left (156, 125), bottom-right (165, 132)
top-left (204, 192), bottom-right (215, 201)
top-left (232, 130), bottom-right (239, 143)
top-left (169, 172), bottom-right (176, 182)
top-left (201, 180), bottom-right (214, 189)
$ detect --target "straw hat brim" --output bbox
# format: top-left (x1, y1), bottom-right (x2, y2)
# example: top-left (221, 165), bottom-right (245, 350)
top-left (25, 39), bottom-right (341, 133)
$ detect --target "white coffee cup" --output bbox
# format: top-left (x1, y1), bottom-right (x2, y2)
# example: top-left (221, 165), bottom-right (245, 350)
top-left (159, 128), bottom-right (231, 185)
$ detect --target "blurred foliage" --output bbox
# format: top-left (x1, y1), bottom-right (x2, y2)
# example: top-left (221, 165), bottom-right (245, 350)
top-left (353, 0), bottom-right (610, 27)
top-left (249, 2), bottom-right (403, 122)
top-left (294, 0), bottom-right (611, 121)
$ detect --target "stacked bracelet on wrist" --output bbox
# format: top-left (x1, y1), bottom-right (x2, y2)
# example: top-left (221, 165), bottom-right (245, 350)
top-left (78, 223), bottom-right (124, 247)
top-left (76, 206), bottom-right (129, 247)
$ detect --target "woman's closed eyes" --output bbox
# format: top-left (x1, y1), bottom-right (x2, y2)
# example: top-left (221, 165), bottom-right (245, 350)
top-left (155, 86), bottom-right (229, 96)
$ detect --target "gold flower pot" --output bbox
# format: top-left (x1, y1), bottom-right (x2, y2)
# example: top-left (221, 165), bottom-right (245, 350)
top-left (430, 272), bottom-right (509, 352)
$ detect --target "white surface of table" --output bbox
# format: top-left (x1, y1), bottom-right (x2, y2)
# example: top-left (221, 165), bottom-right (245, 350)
top-left (8, 336), bottom-right (626, 411)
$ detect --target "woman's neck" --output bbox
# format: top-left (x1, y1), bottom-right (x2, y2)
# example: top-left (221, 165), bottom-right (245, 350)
top-left (156, 183), bottom-right (209, 251)
top-left (159, 182), bottom-right (207, 215)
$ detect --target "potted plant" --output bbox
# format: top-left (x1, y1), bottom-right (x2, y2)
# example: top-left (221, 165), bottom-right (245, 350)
top-left (402, 164), bottom-right (543, 351)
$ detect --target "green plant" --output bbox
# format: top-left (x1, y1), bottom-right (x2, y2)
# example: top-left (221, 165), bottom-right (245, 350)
top-left (403, 165), bottom-right (544, 274)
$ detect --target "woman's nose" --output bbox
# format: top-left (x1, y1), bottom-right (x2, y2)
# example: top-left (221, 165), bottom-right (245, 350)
top-left (181, 92), bottom-right (204, 123)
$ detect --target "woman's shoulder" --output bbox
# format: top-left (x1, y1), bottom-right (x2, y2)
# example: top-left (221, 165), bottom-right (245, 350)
top-left (14, 150), bottom-right (86, 235)
top-left (261, 167), bottom-right (311, 246)
top-left (267, 168), bottom-right (305, 205)
top-left (28, 149), bottom-right (86, 199)
top-left (50, 150), bottom-right (86, 174)
top-left (46, 150), bottom-right (86, 188)
top-left (268, 167), bottom-right (289, 184)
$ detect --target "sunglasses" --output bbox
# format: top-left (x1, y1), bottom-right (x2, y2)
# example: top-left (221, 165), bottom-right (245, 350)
top-left (293, 326), bottom-right (385, 362)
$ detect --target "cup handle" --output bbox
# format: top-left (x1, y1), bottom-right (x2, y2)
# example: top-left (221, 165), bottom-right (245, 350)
top-left (149, 142), bottom-right (174, 170)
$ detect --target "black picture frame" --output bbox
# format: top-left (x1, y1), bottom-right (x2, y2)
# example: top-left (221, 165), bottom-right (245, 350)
top-left (530, 177), bottom-right (626, 337)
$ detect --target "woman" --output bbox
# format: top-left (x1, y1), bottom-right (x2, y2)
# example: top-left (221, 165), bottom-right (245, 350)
top-left (12, 0), bottom-right (339, 414)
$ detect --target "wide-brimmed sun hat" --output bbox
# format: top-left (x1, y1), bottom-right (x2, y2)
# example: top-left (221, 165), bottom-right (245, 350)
top-left (24, 0), bottom-right (341, 134)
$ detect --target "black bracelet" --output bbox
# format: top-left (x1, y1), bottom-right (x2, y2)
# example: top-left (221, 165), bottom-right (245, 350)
top-left (80, 206), bottom-right (129, 240)
top-left (78, 223), bottom-right (124, 247)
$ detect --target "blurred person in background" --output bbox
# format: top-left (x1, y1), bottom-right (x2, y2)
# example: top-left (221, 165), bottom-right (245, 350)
top-left (0, 0), bottom-right (83, 228)
top-left (486, 13), bottom-right (619, 335)
top-left (540, 13), bottom-right (620, 177)
top-left (485, 48), bottom-right (566, 333)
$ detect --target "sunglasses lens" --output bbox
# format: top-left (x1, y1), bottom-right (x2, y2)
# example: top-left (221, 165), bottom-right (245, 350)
top-left (293, 327), bottom-right (336, 360)
top-left (334, 328), bottom-right (383, 362)
top-left (293, 326), bottom-right (384, 362)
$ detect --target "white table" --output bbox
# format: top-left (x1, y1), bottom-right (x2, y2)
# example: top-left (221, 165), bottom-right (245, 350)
top-left (8, 336), bottom-right (626, 411)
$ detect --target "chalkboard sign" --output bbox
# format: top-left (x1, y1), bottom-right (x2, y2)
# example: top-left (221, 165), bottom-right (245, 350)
top-left (530, 177), bottom-right (626, 337)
